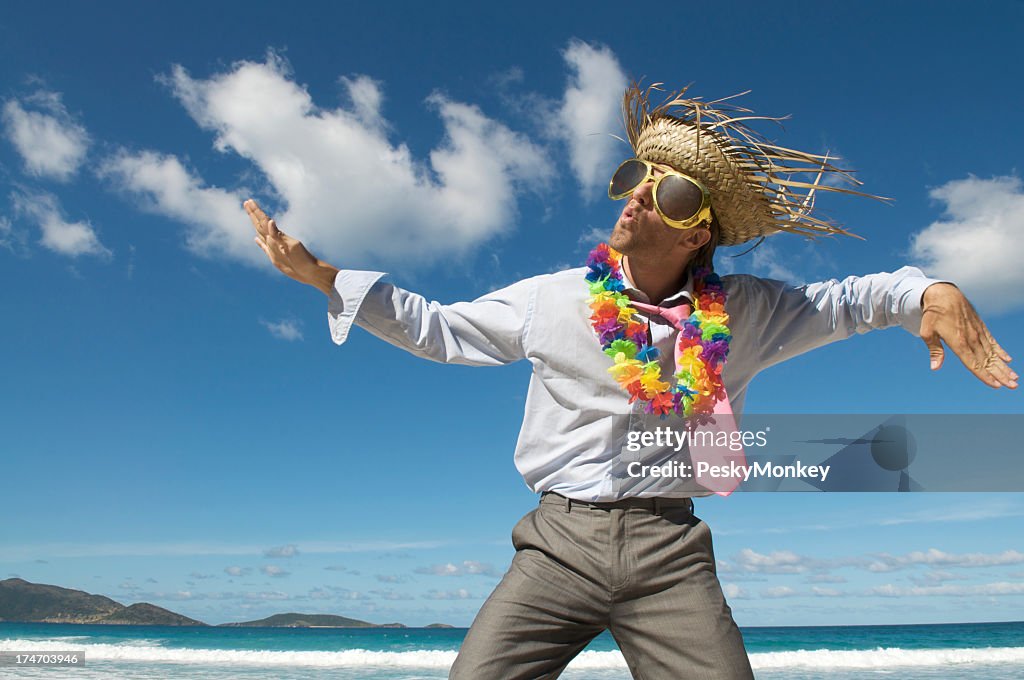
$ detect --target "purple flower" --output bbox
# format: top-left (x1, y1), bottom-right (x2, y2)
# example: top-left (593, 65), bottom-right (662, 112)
top-left (702, 339), bottom-right (730, 366)
top-left (680, 324), bottom-right (703, 340)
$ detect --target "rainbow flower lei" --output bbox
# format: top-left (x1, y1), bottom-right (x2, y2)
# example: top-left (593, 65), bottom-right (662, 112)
top-left (585, 243), bottom-right (731, 417)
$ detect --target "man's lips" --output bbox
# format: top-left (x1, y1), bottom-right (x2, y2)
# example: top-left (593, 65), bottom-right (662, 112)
top-left (618, 207), bottom-right (637, 229)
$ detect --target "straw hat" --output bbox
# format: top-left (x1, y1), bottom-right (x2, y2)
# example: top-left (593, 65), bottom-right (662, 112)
top-left (624, 82), bottom-right (880, 247)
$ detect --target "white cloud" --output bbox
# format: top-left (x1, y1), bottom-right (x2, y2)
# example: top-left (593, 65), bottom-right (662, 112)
top-left (749, 243), bottom-right (798, 282)
top-left (261, 318), bottom-right (303, 341)
top-left (375, 574), bottom-right (410, 583)
top-left (422, 588), bottom-right (477, 600)
top-left (10, 190), bottom-right (110, 257)
top-left (880, 501), bottom-right (1024, 526)
top-left (907, 570), bottom-right (969, 586)
top-left (0, 216), bottom-right (16, 251)
top-left (761, 586), bottom-right (798, 599)
top-left (132, 589), bottom-right (290, 602)
top-left (325, 587), bottom-right (368, 600)
top-left (263, 544), bottom-right (300, 558)
top-left (810, 586), bottom-right (843, 597)
top-left (868, 582), bottom-right (1024, 598)
top-left (224, 566), bottom-right (251, 577)
top-left (718, 241), bottom-right (799, 281)
top-left (145, 54), bottom-right (551, 267)
top-left (722, 583), bottom-right (751, 600)
top-left (99, 150), bottom-right (255, 263)
top-left (325, 565), bottom-right (360, 575)
top-left (2, 91), bottom-right (90, 181)
top-left (260, 565), bottom-right (290, 577)
top-left (733, 549), bottom-right (811, 574)
top-left (578, 225), bottom-right (612, 248)
top-left (550, 40), bottom-right (628, 196)
top-left (806, 574), bottom-right (847, 584)
top-left (369, 589), bottom-right (415, 601)
top-left (910, 175), bottom-right (1024, 312)
top-left (0, 538), bottom-right (442, 560)
top-left (414, 560), bottom-right (497, 577)
top-left (867, 548), bottom-right (1024, 572)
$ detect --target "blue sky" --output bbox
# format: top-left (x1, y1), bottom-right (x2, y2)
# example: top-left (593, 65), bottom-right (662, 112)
top-left (1, 1), bottom-right (1023, 628)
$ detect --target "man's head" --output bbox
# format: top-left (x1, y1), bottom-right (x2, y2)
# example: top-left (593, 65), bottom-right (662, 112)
top-left (609, 82), bottom-right (870, 264)
top-left (608, 159), bottom-right (716, 267)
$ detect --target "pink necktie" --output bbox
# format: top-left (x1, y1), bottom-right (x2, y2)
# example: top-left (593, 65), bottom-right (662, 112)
top-left (632, 300), bottom-right (746, 496)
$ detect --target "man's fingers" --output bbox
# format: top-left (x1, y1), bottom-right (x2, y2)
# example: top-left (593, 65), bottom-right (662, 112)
top-left (254, 236), bottom-right (270, 256)
top-left (970, 325), bottom-right (1017, 388)
top-left (981, 350), bottom-right (1019, 389)
top-left (268, 218), bottom-right (281, 237)
top-left (985, 331), bottom-right (1013, 363)
top-left (952, 335), bottom-right (1016, 389)
top-left (244, 199), bottom-right (271, 237)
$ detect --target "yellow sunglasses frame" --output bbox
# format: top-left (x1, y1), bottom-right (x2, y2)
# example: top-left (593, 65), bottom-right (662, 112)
top-left (608, 158), bottom-right (713, 230)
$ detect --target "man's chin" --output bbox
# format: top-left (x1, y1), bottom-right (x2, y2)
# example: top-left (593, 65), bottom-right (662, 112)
top-left (608, 227), bottom-right (634, 253)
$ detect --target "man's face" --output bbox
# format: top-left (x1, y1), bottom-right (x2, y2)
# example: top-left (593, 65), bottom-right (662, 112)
top-left (609, 162), bottom-right (701, 258)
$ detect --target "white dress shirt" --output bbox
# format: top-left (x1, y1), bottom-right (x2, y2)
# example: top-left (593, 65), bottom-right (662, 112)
top-left (328, 263), bottom-right (939, 501)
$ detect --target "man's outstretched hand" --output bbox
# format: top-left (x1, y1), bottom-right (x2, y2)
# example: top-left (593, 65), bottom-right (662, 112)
top-left (920, 283), bottom-right (1018, 389)
top-left (245, 199), bottom-right (339, 295)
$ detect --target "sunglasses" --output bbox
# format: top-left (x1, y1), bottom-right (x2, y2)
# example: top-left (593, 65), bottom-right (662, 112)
top-left (608, 158), bottom-right (712, 230)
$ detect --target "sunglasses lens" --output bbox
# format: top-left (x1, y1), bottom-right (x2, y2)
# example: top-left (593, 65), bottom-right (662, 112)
top-left (656, 174), bottom-right (705, 223)
top-left (609, 160), bottom-right (648, 197)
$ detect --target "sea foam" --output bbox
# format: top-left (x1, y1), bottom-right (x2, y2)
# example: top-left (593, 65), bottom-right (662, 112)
top-left (2, 639), bottom-right (1024, 670)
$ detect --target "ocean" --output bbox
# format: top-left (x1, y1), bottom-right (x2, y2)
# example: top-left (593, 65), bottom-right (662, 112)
top-left (2, 620), bottom-right (1023, 679)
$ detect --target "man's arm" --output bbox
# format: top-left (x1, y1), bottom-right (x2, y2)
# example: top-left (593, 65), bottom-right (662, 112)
top-left (245, 199), bottom-right (533, 366)
top-left (733, 268), bottom-right (1016, 389)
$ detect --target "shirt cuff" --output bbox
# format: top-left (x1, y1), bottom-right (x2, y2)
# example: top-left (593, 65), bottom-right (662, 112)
top-left (327, 270), bottom-right (386, 345)
top-left (892, 268), bottom-right (952, 337)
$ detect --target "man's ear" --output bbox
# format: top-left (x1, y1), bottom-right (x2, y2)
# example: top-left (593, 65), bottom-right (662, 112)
top-left (679, 226), bottom-right (712, 250)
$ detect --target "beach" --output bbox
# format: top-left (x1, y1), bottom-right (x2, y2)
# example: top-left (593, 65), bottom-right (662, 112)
top-left (3, 620), bottom-right (1023, 679)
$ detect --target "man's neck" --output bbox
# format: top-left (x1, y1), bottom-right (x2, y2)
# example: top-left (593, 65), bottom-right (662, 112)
top-left (623, 255), bottom-right (691, 304)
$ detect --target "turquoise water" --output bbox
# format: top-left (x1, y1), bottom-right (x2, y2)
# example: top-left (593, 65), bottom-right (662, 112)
top-left (2, 620), bottom-right (1023, 678)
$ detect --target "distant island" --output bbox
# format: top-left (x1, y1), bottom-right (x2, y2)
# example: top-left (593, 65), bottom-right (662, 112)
top-left (0, 578), bottom-right (203, 626)
top-left (220, 613), bottom-right (395, 628)
top-left (0, 578), bottom-right (450, 628)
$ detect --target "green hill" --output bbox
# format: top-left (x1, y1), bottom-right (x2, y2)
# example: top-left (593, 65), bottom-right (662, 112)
top-left (220, 612), bottom-right (382, 628)
top-left (0, 578), bottom-right (205, 626)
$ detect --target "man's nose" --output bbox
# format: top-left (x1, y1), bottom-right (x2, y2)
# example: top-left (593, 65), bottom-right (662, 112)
top-left (631, 178), bottom-right (655, 207)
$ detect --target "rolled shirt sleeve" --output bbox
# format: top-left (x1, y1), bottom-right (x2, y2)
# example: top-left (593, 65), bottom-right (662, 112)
top-left (327, 270), bottom-right (387, 345)
top-left (327, 269), bottom-right (536, 366)
top-left (730, 266), bottom-right (944, 370)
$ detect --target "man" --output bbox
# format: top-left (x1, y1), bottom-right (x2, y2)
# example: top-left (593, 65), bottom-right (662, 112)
top-left (244, 83), bottom-right (1016, 679)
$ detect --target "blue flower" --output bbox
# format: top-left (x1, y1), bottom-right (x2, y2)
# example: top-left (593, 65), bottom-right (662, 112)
top-left (636, 345), bottom-right (660, 362)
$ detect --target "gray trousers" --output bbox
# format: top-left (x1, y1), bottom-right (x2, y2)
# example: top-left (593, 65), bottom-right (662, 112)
top-left (449, 493), bottom-right (754, 680)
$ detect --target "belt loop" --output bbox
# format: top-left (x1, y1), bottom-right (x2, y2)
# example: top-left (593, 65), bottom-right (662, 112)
top-left (565, 496), bottom-right (572, 513)
top-left (654, 498), bottom-right (662, 515)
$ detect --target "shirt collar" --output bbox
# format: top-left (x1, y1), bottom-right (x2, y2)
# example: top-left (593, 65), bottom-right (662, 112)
top-left (620, 257), bottom-right (695, 306)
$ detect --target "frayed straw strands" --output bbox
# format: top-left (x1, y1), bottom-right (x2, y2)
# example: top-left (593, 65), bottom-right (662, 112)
top-left (623, 82), bottom-right (886, 246)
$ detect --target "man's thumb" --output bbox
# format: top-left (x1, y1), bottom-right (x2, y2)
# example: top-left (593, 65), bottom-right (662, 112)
top-left (924, 335), bottom-right (944, 370)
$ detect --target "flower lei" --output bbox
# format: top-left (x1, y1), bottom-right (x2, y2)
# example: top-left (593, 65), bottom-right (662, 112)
top-left (585, 243), bottom-right (731, 417)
